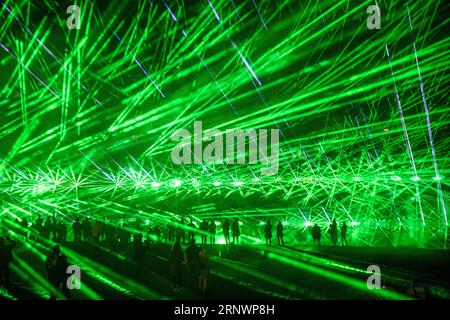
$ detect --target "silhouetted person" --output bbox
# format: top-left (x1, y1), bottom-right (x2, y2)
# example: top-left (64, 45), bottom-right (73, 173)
top-left (45, 245), bottom-right (69, 299)
top-left (133, 233), bottom-right (146, 281)
top-left (43, 218), bottom-right (51, 239)
top-left (0, 237), bottom-right (15, 291)
top-left (92, 220), bottom-right (102, 242)
top-left (222, 219), bottom-right (231, 245)
top-left (178, 218), bottom-right (186, 244)
top-left (58, 254), bottom-right (70, 298)
top-left (232, 219), bottom-right (241, 244)
top-left (21, 217), bottom-right (29, 240)
top-left (185, 238), bottom-right (200, 289)
top-left (209, 221), bottom-right (216, 244)
top-left (200, 220), bottom-right (209, 245)
top-left (264, 220), bottom-right (273, 245)
top-left (187, 219), bottom-right (196, 241)
top-left (341, 221), bottom-right (348, 246)
top-left (54, 221), bottom-right (62, 241)
top-left (167, 221), bottom-right (175, 242)
top-left (198, 246), bottom-right (209, 291)
top-left (82, 218), bottom-right (92, 242)
top-left (33, 216), bottom-right (44, 239)
top-left (276, 221), bottom-right (284, 245)
top-left (50, 218), bottom-right (57, 240)
top-left (329, 219), bottom-right (338, 246)
top-left (61, 222), bottom-right (67, 242)
top-left (72, 219), bottom-right (82, 242)
top-left (120, 222), bottom-right (130, 244)
top-left (312, 224), bottom-right (321, 246)
top-left (175, 219), bottom-right (183, 244)
top-left (169, 242), bottom-right (184, 292)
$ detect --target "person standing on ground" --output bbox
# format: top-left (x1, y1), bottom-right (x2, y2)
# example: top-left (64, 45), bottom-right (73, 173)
top-left (72, 219), bottom-right (82, 242)
top-left (169, 241), bottom-right (184, 292)
top-left (133, 233), bottom-right (146, 281)
top-left (222, 219), bottom-right (231, 245)
top-left (45, 245), bottom-right (70, 299)
top-left (209, 221), bottom-right (216, 244)
top-left (232, 219), bottom-right (241, 244)
top-left (185, 238), bottom-right (200, 290)
top-left (198, 246), bottom-right (209, 292)
top-left (187, 219), bottom-right (196, 242)
top-left (312, 224), bottom-right (321, 246)
top-left (341, 221), bottom-right (348, 246)
top-left (276, 221), bottom-right (285, 245)
top-left (264, 220), bottom-right (272, 245)
top-left (199, 220), bottom-right (209, 245)
top-left (329, 219), bottom-right (338, 246)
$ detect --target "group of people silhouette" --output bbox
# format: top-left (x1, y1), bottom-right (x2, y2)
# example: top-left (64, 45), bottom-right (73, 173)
top-left (167, 238), bottom-right (209, 292)
top-left (0, 214), bottom-right (353, 298)
top-left (311, 219), bottom-right (348, 247)
top-left (167, 218), bottom-right (242, 246)
top-left (45, 245), bottom-right (70, 299)
top-left (133, 218), bottom-right (242, 293)
top-left (263, 221), bottom-right (286, 245)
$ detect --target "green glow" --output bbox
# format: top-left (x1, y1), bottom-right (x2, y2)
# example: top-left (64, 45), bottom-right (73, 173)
top-left (0, 0), bottom-right (448, 301)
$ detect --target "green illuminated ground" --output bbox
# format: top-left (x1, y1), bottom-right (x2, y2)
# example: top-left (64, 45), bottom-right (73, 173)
top-left (0, 0), bottom-right (449, 255)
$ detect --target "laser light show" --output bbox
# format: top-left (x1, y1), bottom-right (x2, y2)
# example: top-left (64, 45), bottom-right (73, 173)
top-left (0, 0), bottom-right (449, 310)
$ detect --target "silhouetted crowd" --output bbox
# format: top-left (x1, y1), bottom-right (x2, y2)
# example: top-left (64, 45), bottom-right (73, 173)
top-left (0, 214), bottom-right (354, 298)
top-left (132, 217), bottom-right (243, 293)
top-left (2, 215), bottom-right (436, 301)
top-left (310, 219), bottom-right (348, 247)
top-left (0, 215), bottom-right (246, 297)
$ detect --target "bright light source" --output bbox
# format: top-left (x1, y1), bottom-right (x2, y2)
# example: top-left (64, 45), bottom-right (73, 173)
top-left (353, 177), bottom-right (361, 182)
top-left (391, 176), bottom-right (401, 181)
top-left (350, 221), bottom-right (360, 226)
top-left (191, 178), bottom-right (200, 187)
top-left (411, 176), bottom-right (420, 181)
top-left (433, 176), bottom-right (442, 181)
top-left (170, 179), bottom-right (181, 187)
top-left (233, 181), bottom-right (243, 187)
top-left (304, 221), bottom-right (313, 227)
top-left (151, 181), bottom-right (161, 188)
top-left (212, 181), bottom-right (221, 187)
